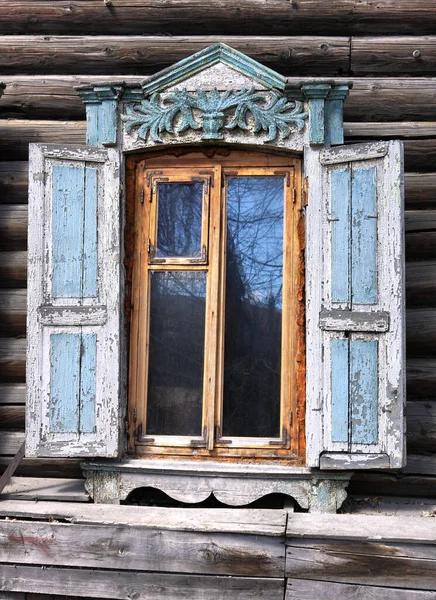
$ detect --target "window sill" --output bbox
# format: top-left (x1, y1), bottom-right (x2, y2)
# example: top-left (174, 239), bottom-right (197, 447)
top-left (81, 458), bottom-right (352, 513)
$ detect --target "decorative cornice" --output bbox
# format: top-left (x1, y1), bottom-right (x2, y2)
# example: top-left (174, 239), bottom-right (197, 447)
top-left (121, 87), bottom-right (308, 143)
top-left (141, 43), bottom-right (287, 96)
top-left (76, 84), bottom-right (124, 104)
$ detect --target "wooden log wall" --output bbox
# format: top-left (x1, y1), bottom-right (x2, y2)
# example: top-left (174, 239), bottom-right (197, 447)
top-left (0, 1), bottom-right (436, 500)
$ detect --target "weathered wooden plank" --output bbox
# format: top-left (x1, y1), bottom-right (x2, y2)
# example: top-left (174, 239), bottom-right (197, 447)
top-left (0, 501), bottom-right (286, 536)
top-left (0, 121), bottom-right (86, 160)
top-left (345, 122), bottom-right (436, 139)
top-left (407, 401), bottom-right (436, 454)
top-left (3, 76), bottom-right (436, 122)
top-left (407, 309), bottom-right (436, 357)
top-left (407, 262), bottom-right (436, 306)
top-left (0, 290), bottom-right (26, 337)
top-left (0, 205), bottom-right (27, 249)
top-left (348, 471), bottom-right (436, 498)
top-left (0, 519), bottom-right (284, 577)
top-left (286, 578), bottom-right (436, 599)
top-left (0, 477), bottom-right (88, 501)
top-left (406, 211), bottom-right (436, 233)
top-left (406, 212), bottom-right (436, 261)
top-left (0, 406), bottom-right (24, 429)
top-left (0, 162), bottom-right (28, 204)
top-left (0, 383), bottom-right (25, 405)
top-left (351, 36), bottom-right (436, 75)
top-left (286, 512), bottom-right (436, 542)
top-left (0, 338), bottom-right (26, 382)
top-left (403, 454), bottom-right (436, 476)
top-left (342, 494), bottom-right (436, 517)
top-left (0, 456), bottom-right (82, 478)
top-left (0, 36), bottom-right (350, 76)
top-left (0, 430), bottom-right (25, 455)
top-left (0, 564), bottom-right (284, 600)
top-left (2, 1), bottom-right (436, 36)
top-left (407, 359), bottom-right (436, 399)
top-left (286, 538), bottom-right (436, 590)
top-left (0, 251), bottom-right (27, 287)
top-left (405, 173), bottom-right (436, 210)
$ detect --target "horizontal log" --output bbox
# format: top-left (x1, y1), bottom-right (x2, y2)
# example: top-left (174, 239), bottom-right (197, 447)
top-left (405, 174), bottom-right (436, 210)
top-left (342, 494), bottom-right (436, 516)
top-left (3, 1), bottom-right (436, 36)
top-left (0, 205), bottom-right (27, 250)
top-left (0, 430), bottom-right (25, 455)
top-left (0, 338), bottom-right (26, 382)
top-left (0, 456), bottom-right (82, 478)
top-left (403, 454), bottom-right (436, 476)
top-left (0, 251), bottom-right (27, 287)
top-left (0, 564), bottom-right (284, 600)
top-left (0, 161), bottom-right (28, 204)
top-left (0, 121), bottom-right (86, 161)
top-left (407, 401), bottom-right (436, 454)
top-left (0, 289), bottom-right (26, 337)
top-left (1, 476), bottom-right (88, 502)
top-left (4, 76), bottom-right (436, 123)
top-left (345, 122), bottom-right (436, 139)
top-left (407, 309), bottom-right (436, 357)
top-left (0, 36), bottom-right (350, 76)
top-left (287, 579), bottom-right (436, 600)
top-left (348, 471), bottom-right (436, 498)
top-left (286, 538), bottom-right (436, 590)
top-left (351, 36), bottom-right (436, 75)
top-left (407, 358), bottom-right (436, 400)
top-left (0, 383), bottom-right (25, 404)
top-left (0, 519), bottom-right (284, 577)
top-left (406, 262), bottom-right (436, 307)
top-left (0, 405), bottom-right (24, 429)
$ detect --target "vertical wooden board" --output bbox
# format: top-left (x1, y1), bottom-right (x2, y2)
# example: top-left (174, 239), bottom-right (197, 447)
top-left (86, 103), bottom-right (101, 147)
top-left (49, 333), bottom-right (81, 433)
top-left (325, 100), bottom-right (344, 146)
top-left (79, 333), bottom-right (97, 433)
top-left (331, 168), bottom-right (350, 303)
top-left (83, 165), bottom-right (98, 298)
top-left (331, 338), bottom-right (349, 443)
top-left (351, 166), bottom-right (377, 304)
top-left (101, 99), bottom-right (117, 146)
top-left (350, 339), bottom-right (378, 445)
top-left (52, 164), bottom-right (84, 298)
top-left (309, 98), bottom-right (325, 144)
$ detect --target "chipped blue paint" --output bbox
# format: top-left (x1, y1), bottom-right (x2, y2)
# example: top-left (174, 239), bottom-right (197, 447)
top-left (350, 339), bottom-right (378, 445)
top-left (52, 165), bottom-right (85, 298)
top-left (141, 43), bottom-right (287, 96)
top-left (308, 98), bottom-right (325, 144)
top-left (49, 333), bottom-right (81, 433)
top-left (352, 166), bottom-right (377, 304)
top-left (83, 166), bottom-right (98, 298)
top-left (325, 100), bottom-right (344, 145)
top-left (86, 103), bottom-right (101, 146)
top-left (101, 99), bottom-right (118, 146)
top-left (331, 168), bottom-right (351, 304)
top-left (331, 338), bottom-right (349, 443)
top-left (52, 164), bottom-right (98, 299)
top-left (79, 333), bottom-right (97, 433)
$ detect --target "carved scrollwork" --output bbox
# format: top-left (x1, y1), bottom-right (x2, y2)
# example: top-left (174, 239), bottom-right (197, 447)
top-left (122, 87), bottom-right (308, 143)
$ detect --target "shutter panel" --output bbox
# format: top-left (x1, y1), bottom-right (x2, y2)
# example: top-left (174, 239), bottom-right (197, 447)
top-left (26, 144), bottom-right (121, 458)
top-left (306, 141), bottom-right (405, 469)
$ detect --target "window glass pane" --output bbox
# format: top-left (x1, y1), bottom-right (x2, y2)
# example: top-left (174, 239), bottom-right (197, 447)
top-left (156, 182), bottom-right (203, 258)
top-left (146, 271), bottom-right (206, 436)
top-left (223, 177), bottom-right (284, 438)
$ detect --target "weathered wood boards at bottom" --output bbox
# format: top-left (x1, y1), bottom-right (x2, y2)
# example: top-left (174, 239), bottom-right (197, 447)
top-left (286, 579), bottom-right (436, 599)
top-left (286, 539), bottom-right (436, 591)
top-left (0, 518), bottom-right (284, 577)
top-left (0, 565), bottom-right (284, 600)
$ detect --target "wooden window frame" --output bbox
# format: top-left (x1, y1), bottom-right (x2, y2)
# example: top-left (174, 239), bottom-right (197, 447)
top-left (126, 148), bottom-right (305, 463)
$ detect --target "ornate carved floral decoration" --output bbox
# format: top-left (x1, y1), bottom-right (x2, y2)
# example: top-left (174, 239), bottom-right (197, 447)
top-left (122, 87), bottom-right (308, 143)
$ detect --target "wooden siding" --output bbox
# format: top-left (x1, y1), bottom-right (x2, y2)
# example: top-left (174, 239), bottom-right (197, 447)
top-left (0, 3), bottom-right (435, 506)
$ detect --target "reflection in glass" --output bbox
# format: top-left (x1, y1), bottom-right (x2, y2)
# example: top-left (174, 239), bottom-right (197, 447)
top-left (156, 182), bottom-right (203, 258)
top-left (146, 271), bottom-right (206, 436)
top-left (223, 177), bottom-right (284, 438)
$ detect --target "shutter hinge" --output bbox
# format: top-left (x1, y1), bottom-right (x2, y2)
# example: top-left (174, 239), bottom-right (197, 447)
top-left (140, 189), bottom-right (145, 204)
top-left (292, 189), bottom-right (297, 204)
top-left (302, 177), bottom-right (309, 209)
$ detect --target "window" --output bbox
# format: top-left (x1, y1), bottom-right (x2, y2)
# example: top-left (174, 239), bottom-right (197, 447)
top-left (127, 149), bottom-right (305, 461)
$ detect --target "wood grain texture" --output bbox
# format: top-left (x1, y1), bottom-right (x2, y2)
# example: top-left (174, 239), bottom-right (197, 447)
top-left (0, 456), bottom-right (82, 478)
top-left (407, 262), bottom-right (436, 306)
top-left (407, 309), bottom-right (436, 357)
top-left (286, 578), bottom-right (436, 599)
top-left (1, 1), bottom-right (436, 36)
top-left (351, 36), bottom-right (436, 75)
top-left (407, 358), bottom-right (436, 399)
top-left (0, 383), bottom-right (25, 405)
top-left (0, 406), bottom-right (25, 429)
top-left (0, 476), bottom-right (88, 501)
top-left (406, 401), bottom-right (436, 453)
top-left (0, 205), bottom-right (27, 250)
top-left (342, 494), bottom-right (436, 516)
top-left (0, 162), bottom-right (28, 204)
top-left (0, 290), bottom-right (26, 337)
top-left (405, 173), bottom-right (436, 209)
top-left (0, 251), bottom-right (27, 287)
top-left (0, 36), bottom-right (350, 76)
top-left (0, 338), bottom-right (26, 382)
top-left (0, 519), bottom-right (284, 577)
top-left (3, 76), bottom-right (436, 122)
top-left (0, 564), bottom-right (284, 600)
top-left (348, 471), bottom-right (436, 498)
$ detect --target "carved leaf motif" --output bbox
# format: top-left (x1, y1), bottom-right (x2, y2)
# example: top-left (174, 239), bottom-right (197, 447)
top-left (122, 88), bottom-right (308, 143)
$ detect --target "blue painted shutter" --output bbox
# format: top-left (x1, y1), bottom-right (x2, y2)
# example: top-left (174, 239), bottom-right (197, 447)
top-left (26, 144), bottom-right (121, 457)
top-left (306, 141), bottom-right (405, 469)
